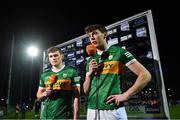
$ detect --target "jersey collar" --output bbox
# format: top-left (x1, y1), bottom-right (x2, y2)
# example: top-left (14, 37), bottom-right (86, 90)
top-left (51, 64), bottom-right (65, 73)
top-left (97, 44), bottom-right (111, 55)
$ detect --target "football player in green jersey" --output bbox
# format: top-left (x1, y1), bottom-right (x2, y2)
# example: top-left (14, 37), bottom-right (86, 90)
top-left (83, 24), bottom-right (151, 120)
top-left (36, 46), bottom-right (80, 119)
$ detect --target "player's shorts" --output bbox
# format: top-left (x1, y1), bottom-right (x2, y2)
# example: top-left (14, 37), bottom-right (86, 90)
top-left (87, 107), bottom-right (127, 120)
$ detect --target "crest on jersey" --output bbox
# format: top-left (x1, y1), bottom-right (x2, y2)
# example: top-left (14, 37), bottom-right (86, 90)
top-left (62, 73), bottom-right (68, 79)
top-left (108, 55), bottom-right (113, 60)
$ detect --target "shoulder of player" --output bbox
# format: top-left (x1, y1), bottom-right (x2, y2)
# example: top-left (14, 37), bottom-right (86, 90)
top-left (108, 45), bottom-right (124, 52)
top-left (64, 65), bottom-right (77, 71)
top-left (40, 69), bottom-right (52, 76)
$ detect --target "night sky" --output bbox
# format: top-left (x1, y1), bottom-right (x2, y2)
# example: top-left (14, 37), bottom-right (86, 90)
top-left (0, 1), bottom-right (179, 104)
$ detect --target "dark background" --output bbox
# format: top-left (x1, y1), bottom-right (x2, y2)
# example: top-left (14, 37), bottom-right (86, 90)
top-left (0, 1), bottom-right (179, 105)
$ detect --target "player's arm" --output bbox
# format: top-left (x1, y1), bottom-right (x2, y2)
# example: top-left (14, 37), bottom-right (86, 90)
top-left (37, 87), bottom-right (46, 100)
top-left (72, 86), bottom-right (80, 120)
top-left (37, 76), bottom-right (47, 100)
top-left (37, 87), bottom-right (52, 100)
top-left (83, 72), bottom-right (92, 95)
top-left (83, 59), bottom-right (97, 95)
top-left (107, 61), bottom-right (151, 105)
top-left (123, 60), bottom-right (151, 98)
top-left (37, 87), bottom-right (47, 100)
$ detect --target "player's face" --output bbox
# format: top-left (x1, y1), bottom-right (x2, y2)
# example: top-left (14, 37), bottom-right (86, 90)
top-left (48, 51), bottom-right (62, 67)
top-left (88, 30), bottom-right (107, 49)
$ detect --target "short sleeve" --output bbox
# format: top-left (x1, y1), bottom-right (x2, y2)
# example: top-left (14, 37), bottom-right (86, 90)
top-left (120, 48), bottom-right (136, 66)
top-left (39, 74), bottom-right (45, 88)
top-left (71, 69), bottom-right (80, 87)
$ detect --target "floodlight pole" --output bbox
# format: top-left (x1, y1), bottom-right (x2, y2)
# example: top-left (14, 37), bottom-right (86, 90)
top-left (7, 35), bottom-right (14, 112)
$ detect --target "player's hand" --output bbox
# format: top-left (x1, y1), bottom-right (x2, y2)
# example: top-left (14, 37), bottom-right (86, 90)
top-left (88, 59), bottom-right (98, 75)
top-left (43, 89), bottom-right (53, 97)
top-left (106, 93), bottom-right (129, 106)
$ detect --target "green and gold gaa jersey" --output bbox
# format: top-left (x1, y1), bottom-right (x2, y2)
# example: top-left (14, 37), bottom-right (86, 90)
top-left (86, 45), bottom-right (136, 110)
top-left (39, 65), bottom-right (80, 119)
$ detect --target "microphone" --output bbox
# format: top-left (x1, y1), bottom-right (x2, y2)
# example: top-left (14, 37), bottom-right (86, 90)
top-left (86, 44), bottom-right (109, 61)
top-left (49, 74), bottom-right (58, 90)
top-left (86, 44), bottom-right (110, 75)
top-left (43, 74), bottom-right (58, 100)
top-left (86, 44), bottom-right (97, 57)
top-left (86, 44), bottom-right (98, 75)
